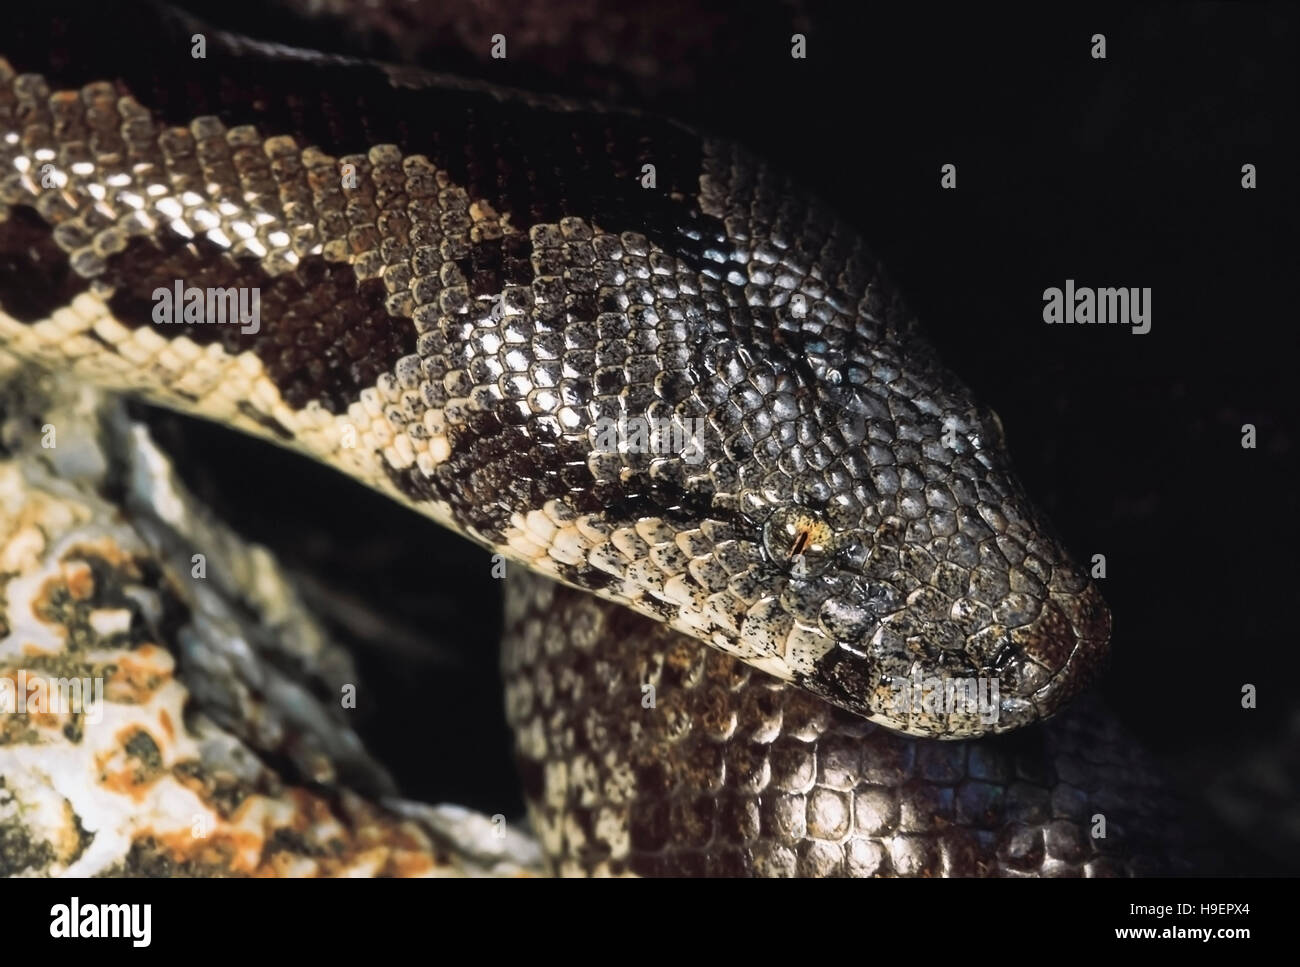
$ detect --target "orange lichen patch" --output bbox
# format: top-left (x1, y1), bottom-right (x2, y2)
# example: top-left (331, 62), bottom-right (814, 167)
top-left (129, 787), bottom-right (446, 877)
top-left (259, 789), bottom-right (441, 876)
top-left (382, 846), bottom-right (440, 878)
top-left (153, 828), bottom-right (266, 874)
top-left (0, 668), bottom-right (82, 733)
top-left (104, 648), bottom-right (172, 703)
top-left (60, 559), bottom-right (95, 600)
top-left (0, 443), bottom-right (535, 877)
top-left (303, 791), bottom-right (444, 877)
top-left (32, 576), bottom-right (66, 623)
top-left (25, 709), bottom-right (65, 731)
top-left (96, 727), bottom-right (167, 800)
top-left (137, 829), bottom-right (258, 875)
top-left (35, 546), bottom-right (147, 626)
top-left (131, 643), bottom-right (166, 663)
top-left (60, 540), bottom-right (140, 573)
top-left (171, 763), bottom-right (255, 821)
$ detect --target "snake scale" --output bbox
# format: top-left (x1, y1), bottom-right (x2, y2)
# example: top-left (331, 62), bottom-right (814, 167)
top-left (0, 0), bottom-right (1206, 875)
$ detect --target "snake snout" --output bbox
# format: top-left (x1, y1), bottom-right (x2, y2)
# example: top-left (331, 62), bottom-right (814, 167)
top-left (801, 554), bottom-right (1111, 738)
top-left (1013, 566), bottom-right (1112, 715)
top-left (779, 481), bottom-right (1112, 739)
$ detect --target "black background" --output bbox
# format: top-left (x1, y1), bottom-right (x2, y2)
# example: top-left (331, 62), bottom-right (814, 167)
top-left (148, 0), bottom-right (1298, 873)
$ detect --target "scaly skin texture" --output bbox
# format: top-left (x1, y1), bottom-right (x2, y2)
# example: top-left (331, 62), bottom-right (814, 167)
top-left (0, 1), bottom-right (1108, 739)
top-left (0, 0), bottom-right (1176, 877)
top-left (504, 571), bottom-right (1192, 877)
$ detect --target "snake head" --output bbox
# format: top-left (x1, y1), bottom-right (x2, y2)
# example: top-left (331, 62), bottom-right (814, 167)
top-left (759, 419), bottom-right (1110, 738)
top-left (540, 315), bottom-right (1111, 740)
top-left (478, 222), bottom-right (1110, 739)
top-left (656, 327), bottom-right (1113, 739)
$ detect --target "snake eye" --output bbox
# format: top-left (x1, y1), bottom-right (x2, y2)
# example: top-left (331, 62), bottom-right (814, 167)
top-left (763, 507), bottom-right (835, 578)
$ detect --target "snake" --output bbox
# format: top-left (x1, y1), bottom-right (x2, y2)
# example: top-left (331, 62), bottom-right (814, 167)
top-left (0, 0), bottom-right (1206, 875)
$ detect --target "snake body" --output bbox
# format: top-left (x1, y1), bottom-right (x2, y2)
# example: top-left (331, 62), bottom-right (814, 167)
top-left (0, 0), bottom-right (1199, 875)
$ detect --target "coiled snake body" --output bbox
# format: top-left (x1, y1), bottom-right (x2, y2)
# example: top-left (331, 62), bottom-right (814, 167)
top-left (0, 0), bottom-right (1198, 875)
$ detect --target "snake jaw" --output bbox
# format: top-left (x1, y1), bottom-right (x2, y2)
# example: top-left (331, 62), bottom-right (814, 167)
top-left (780, 509), bottom-right (1113, 738)
top-left (786, 569), bottom-right (1112, 739)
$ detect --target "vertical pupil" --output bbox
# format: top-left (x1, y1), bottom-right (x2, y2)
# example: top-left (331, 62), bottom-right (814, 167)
top-left (790, 530), bottom-right (809, 558)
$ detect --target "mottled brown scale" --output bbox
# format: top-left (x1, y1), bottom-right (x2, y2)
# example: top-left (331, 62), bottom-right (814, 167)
top-left (0, 206), bottom-right (88, 321)
top-left (504, 572), bottom-right (1205, 877)
top-left (100, 230), bottom-right (414, 413)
